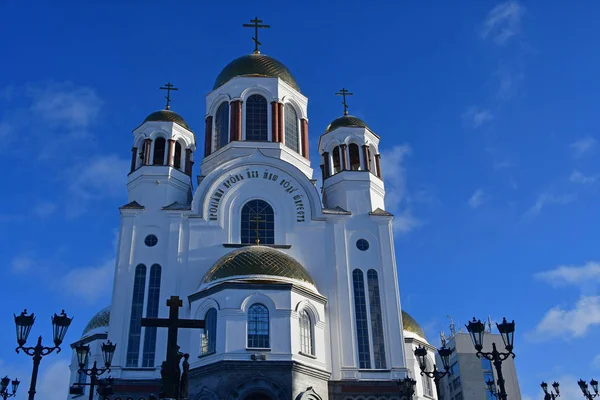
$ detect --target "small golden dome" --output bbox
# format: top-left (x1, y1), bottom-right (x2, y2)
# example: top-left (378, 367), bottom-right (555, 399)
top-left (402, 310), bottom-right (426, 339)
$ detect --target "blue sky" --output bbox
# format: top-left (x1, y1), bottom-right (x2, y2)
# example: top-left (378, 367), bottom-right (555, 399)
top-left (1, 1), bottom-right (599, 398)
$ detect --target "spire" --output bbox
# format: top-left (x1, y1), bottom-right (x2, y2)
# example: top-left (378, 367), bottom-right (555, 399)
top-left (243, 17), bottom-right (270, 54)
top-left (335, 88), bottom-right (353, 116)
top-left (159, 82), bottom-right (178, 110)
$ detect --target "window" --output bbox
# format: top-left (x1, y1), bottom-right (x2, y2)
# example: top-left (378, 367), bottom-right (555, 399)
top-left (367, 270), bottom-right (386, 369)
top-left (349, 143), bottom-right (360, 170)
top-left (144, 234), bottom-right (158, 247)
top-left (126, 264), bottom-right (147, 367)
top-left (352, 269), bottom-right (371, 369)
top-left (332, 146), bottom-right (341, 173)
top-left (201, 308), bottom-right (217, 355)
top-left (77, 354), bottom-right (88, 385)
top-left (153, 138), bottom-right (166, 165)
top-left (299, 310), bottom-right (313, 355)
top-left (422, 368), bottom-right (434, 397)
top-left (142, 264), bottom-right (161, 367)
top-left (452, 376), bottom-right (462, 390)
top-left (245, 95), bottom-right (268, 141)
top-left (247, 304), bottom-right (269, 348)
top-left (215, 102), bottom-right (229, 151)
top-left (356, 239), bottom-right (369, 251)
top-left (241, 200), bottom-right (274, 245)
top-left (481, 358), bottom-right (493, 370)
top-left (449, 362), bottom-right (460, 376)
top-left (284, 103), bottom-right (299, 153)
top-left (484, 371), bottom-right (496, 400)
top-left (174, 142), bottom-right (182, 170)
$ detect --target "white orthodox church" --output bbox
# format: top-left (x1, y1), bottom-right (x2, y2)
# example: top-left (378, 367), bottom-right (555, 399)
top-left (68, 24), bottom-right (439, 400)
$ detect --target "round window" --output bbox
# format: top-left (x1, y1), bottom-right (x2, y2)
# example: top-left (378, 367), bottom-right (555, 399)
top-left (144, 234), bottom-right (158, 247)
top-left (356, 239), bottom-right (369, 251)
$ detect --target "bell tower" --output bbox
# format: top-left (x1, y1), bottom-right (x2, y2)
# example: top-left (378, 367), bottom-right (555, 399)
top-left (318, 90), bottom-right (385, 214)
top-left (127, 83), bottom-right (196, 211)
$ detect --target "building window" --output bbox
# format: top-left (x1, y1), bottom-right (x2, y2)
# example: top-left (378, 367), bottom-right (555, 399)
top-left (77, 355), bottom-right (88, 385)
top-left (299, 310), bottom-right (314, 355)
top-left (284, 103), bottom-right (299, 153)
top-left (449, 362), bottom-right (460, 376)
top-left (126, 264), bottom-right (147, 367)
top-left (356, 239), bottom-right (369, 251)
top-left (421, 356), bottom-right (434, 397)
top-left (174, 142), bottom-right (182, 170)
top-left (452, 376), bottom-right (462, 390)
top-left (245, 94), bottom-right (268, 141)
top-left (144, 234), bottom-right (158, 247)
top-left (142, 264), bottom-right (161, 367)
top-left (332, 146), bottom-right (341, 173)
top-left (367, 270), bottom-right (386, 369)
top-left (247, 304), bottom-right (269, 348)
top-left (153, 138), bottom-right (166, 165)
top-left (201, 308), bottom-right (217, 355)
top-left (349, 143), bottom-right (360, 170)
top-left (241, 200), bottom-right (274, 245)
top-left (215, 102), bottom-right (229, 151)
top-left (352, 269), bottom-right (371, 369)
top-left (365, 146), bottom-right (372, 172)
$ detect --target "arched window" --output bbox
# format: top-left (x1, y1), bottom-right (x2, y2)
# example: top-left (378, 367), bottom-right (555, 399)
top-left (422, 356), bottom-right (434, 397)
top-left (299, 310), bottom-right (314, 355)
top-left (174, 142), bottom-right (182, 170)
top-left (284, 103), bottom-right (299, 153)
top-left (367, 269), bottom-right (387, 369)
top-left (241, 200), bottom-right (275, 245)
top-left (201, 308), bottom-right (217, 355)
top-left (153, 138), bottom-right (166, 165)
top-left (245, 95), bottom-right (268, 141)
top-left (126, 264), bottom-right (147, 367)
top-left (142, 264), bottom-right (161, 367)
top-left (215, 102), bottom-right (230, 151)
top-left (352, 269), bottom-right (371, 369)
top-left (332, 146), bottom-right (341, 174)
top-left (349, 143), bottom-right (360, 170)
top-left (247, 304), bottom-right (269, 348)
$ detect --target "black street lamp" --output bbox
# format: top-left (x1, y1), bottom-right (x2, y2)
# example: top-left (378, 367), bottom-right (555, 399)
top-left (70, 340), bottom-right (117, 400)
top-left (398, 377), bottom-right (417, 400)
top-left (414, 345), bottom-right (453, 400)
top-left (465, 317), bottom-right (515, 400)
top-left (14, 309), bottom-right (72, 400)
top-left (0, 376), bottom-right (20, 400)
top-left (578, 379), bottom-right (599, 399)
top-left (541, 381), bottom-right (560, 400)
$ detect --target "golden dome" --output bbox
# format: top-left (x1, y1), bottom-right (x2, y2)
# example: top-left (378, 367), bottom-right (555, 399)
top-left (402, 310), bottom-right (426, 339)
top-left (325, 115), bottom-right (369, 134)
top-left (143, 109), bottom-right (191, 131)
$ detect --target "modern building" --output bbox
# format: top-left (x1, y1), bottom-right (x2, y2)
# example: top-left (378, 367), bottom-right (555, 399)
top-left (436, 332), bottom-right (521, 400)
top-left (67, 22), bottom-right (438, 400)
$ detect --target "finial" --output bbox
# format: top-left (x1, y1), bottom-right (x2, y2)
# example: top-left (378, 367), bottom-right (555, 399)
top-left (159, 82), bottom-right (179, 110)
top-left (335, 88), bottom-right (353, 116)
top-left (243, 17), bottom-right (270, 54)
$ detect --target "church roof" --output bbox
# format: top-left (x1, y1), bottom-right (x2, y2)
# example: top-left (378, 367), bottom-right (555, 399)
top-left (82, 306), bottom-right (110, 336)
top-left (213, 53), bottom-right (300, 92)
top-left (324, 115), bottom-right (369, 134)
top-left (143, 109), bottom-right (191, 131)
top-left (402, 310), bottom-right (426, 339)
top-left (202, 246), bottom-right (315, 286)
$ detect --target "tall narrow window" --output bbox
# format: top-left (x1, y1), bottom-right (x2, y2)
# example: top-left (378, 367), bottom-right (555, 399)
top-left (367, 270), bottom-right (387, 369)
top-left (422, 358), bottom-right (434, 397)
top-left (349, 143), bottom-right (360, 170)
top-left (299, 310), bottom-right (314, 355)
top-left (240, 200), bottom-right (275, 245)
top-left (246, 95), bottom-right (268, 141)
top-left (352, 269), bottom-right (371, 369)
top-left (142, 264), bottom-right (161, 367)
top-left (174, 142), bottom-right (182, 170)
top-left (332, 146), bottom-right (341, 174)
top-left (201, 308), bottom-right (217, 355)
top-left (284, 103), bottom-right (299, 153)
top-left (247, 304), bottom-right (269, 348)
top-left (153, 138), bottom-right (166, 165)
top-left (126, 264), bottom-right (147, 367)
top-left (215, 102), bottom-right (230, 151)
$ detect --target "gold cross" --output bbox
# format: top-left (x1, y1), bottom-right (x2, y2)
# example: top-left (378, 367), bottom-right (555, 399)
top-left (159, 82), bottom-right (179, 110)
top-left (335, 88), bottom-right (353, 116)
top-left (243, 17), bottom-right (270, 54)
top-left (250, 215), bottom-right (264, 245)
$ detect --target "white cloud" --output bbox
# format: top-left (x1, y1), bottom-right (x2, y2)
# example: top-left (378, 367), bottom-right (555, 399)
top-left (533, 295), bottom-right (600, 339)
top-left (535, 262), bottom-right (600, 287)
top-left (570, 137), bottom-right (597, 158)
top-left (481, 1), bottom-right (525, 45)
top-left (462, 106), bottom-right (493, 129)
top-left (37, 359), bottom-right (71, 400)
top-left (33, 201), bottom-right (57, 217)
top-left (468, 189), bottom-right (487, 209)
top-left (494, 159), bottom-right (515, 170)
top-left (61, 259), bottom-right (114, 304)
top-left (11, 254), bottom-right (36, 273)
top-left (523, 192), bottom-right (575, 218)
top-left (570, 170), bottom-right (598, 185)
top-left (496, 69), bottom-right (524, 100)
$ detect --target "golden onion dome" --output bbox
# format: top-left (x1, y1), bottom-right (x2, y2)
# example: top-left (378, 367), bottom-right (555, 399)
top-left (325, 115), bottom-right (369, 134)
top-left (213, 53), bottom-right (300, 92)
top-left (143, 109), bottom-right (191, 131)
top-left (202, 246), bottom-right (314, 286)
top-left (82, 306), bottom-right (110, 336)
top-left (402, 310), bottom-right (426, 339)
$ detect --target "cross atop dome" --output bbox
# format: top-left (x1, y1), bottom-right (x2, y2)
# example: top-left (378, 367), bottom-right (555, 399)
top-left (159, 82), bottom-right (178, 110)
top-left (335, 88), bottom-right (353, 116)
top-left (243, 16), bottom-right (270, 54)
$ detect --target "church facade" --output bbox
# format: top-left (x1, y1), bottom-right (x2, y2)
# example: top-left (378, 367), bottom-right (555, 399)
top-left (68, 27), bottom-right (438, 400)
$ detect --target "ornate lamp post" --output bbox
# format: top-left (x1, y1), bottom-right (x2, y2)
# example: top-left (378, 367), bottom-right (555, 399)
top-left (398, 377), bottom-right (417, 400)
top-left (14, 309), bottom-right (72, 400)
top-left (73, 340), bottom-right (116, 400)
top-left (0, 376), bottom-right (20, 400)
top-left (414, 345), bottom-right (453, 400)
top-left (578, 379), bottom-right (599, 399)
top-left (541, 381), bottom-right (560, 400)
top-left (465, 317), bottom-right (515, 400)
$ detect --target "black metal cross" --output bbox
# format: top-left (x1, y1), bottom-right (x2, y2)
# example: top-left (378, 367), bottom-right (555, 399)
top-left (141, 295), bottom-right (204, 398)
top-left (335, 88), bottom-right (353, 116)
top-left (159, 82), bottom-right (178, 110)
top-left (243, 17), bottom-right (270, 54)
top-left (251, 215), bottom-right (264, 245)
